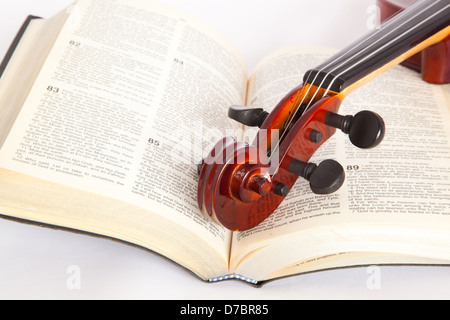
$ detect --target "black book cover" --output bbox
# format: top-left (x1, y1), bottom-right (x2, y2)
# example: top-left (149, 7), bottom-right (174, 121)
top-left (0, 15), bottom-right (41, 78)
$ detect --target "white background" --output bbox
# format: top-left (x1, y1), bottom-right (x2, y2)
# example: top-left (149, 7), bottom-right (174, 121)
top-left (1, 0), bottom-right (450, 300)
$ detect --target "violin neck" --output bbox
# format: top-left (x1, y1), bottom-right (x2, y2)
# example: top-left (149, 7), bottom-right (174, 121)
top-left (304, 0), bottom-right (450, 95)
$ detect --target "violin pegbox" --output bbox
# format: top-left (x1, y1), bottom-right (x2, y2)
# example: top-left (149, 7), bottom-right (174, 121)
top-left (197, 86), bottom-right (386, 231)
top-left (195, 0), bottom-right (450, 231)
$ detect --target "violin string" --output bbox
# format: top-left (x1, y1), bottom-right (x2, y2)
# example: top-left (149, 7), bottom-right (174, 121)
top-left (282, 0), bottom-right (427, 126)
top-left (299, 0), bottom-right (425, 111)
top-left (268, 0), bottom-right (429, 164)
top-left (320, 0), bottom-right (447, 99)
top-left (268, 0), bottom-right (443, 168)
top-left (306, 0), bottom-right (437, 110)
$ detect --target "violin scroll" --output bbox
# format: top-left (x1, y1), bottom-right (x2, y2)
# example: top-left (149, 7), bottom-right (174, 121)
top-left (197, 85), bottom-right (386, 231)
top-left (196, 0), bottom-right (449, 231)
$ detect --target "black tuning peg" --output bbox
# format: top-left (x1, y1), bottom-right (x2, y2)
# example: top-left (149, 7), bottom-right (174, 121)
top-left (325, 110), bottom-right (385, 149)
top-left (288, 159), bottom-right (345, 195)
top-left (228, 105), bottom-right (269, 128)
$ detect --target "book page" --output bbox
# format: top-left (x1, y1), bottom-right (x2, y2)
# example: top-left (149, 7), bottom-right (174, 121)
top-left (231, 45), bottom-right (450, 276)
top-left (0, 12), bottom-right (70, 146)
top-left (0, 0), bottom-right (247, 258)
top-left (443, 83), bottom-right (450, 113)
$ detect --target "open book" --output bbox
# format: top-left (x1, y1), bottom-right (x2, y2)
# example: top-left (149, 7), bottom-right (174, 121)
top-left (1, 0), bottom-right (450, 286)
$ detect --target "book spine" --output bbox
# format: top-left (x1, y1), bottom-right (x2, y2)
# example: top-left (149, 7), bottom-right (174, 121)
top-left (209, 274), bottom-right (259, 285)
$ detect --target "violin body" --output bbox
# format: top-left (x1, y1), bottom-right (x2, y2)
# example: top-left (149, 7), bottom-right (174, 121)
top-left (198, 0), bottom-right (450, 231)
top-left (378, 0), bottom-right (450, 83)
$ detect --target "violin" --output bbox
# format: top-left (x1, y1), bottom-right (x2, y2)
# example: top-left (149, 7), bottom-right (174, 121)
top-left (197, 0), bottom-right (450, 231)
top-left (378, 0), bottom-right (450, 83)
